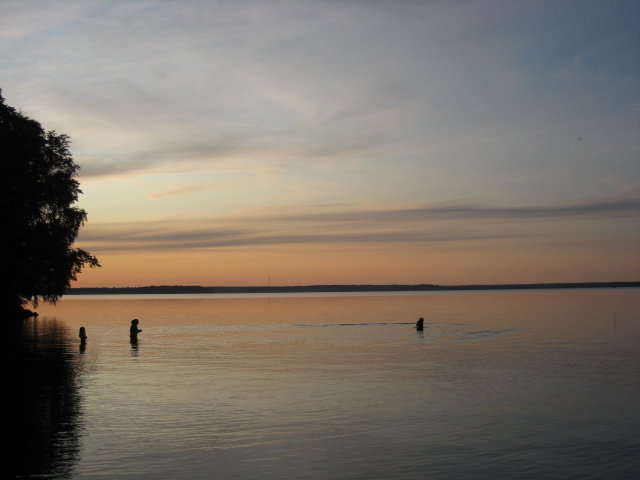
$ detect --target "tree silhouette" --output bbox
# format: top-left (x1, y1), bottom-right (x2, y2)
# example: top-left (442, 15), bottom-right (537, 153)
top-left (1, 90), bottom-right (99, 317)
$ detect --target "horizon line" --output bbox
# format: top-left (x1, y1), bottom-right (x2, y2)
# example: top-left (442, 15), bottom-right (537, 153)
top-left (67, 281), bottom-right (640, 293)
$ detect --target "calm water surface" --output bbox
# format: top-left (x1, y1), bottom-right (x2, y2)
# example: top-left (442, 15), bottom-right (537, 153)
top-left (10, 289), bottom-right (640, 479)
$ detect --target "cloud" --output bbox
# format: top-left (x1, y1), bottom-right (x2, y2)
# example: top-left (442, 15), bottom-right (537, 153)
top-left (147, 183), bottom-right (215, 200)
top-left (78, 142), bottom-right (243, 177)
top-left (5, 0), bottom-right (638, 193)
top-left (80, 224), bottom-right (527, 252)
top-left (219, 198), bottom-right (640, 225)
top-left (75, 133), bottom-right (384, 178)
top-left (78, 197), bottom-right (640, 252)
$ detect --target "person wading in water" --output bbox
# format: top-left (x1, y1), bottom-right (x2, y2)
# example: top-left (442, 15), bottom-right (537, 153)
top-left (130, 318), bottom-right (142, 343)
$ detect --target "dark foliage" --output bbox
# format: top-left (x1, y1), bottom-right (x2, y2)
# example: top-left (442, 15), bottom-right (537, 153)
top-left (0, 90), bottom-right (99, 315)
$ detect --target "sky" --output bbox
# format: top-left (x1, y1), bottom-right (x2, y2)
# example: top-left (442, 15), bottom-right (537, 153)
top-left (1, 0), bottom-right (639, 287)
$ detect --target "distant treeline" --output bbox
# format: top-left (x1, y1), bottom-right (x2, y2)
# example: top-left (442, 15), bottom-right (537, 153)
top-left (66, 282), bottom-right (639, 295)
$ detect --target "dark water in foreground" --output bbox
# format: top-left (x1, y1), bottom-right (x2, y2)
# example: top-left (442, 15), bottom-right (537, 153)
top-left (10, 289), bottom-right (640, 479)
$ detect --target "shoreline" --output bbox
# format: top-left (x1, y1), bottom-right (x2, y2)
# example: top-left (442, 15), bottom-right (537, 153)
top-left (66, 281), bottom-right (640, 295)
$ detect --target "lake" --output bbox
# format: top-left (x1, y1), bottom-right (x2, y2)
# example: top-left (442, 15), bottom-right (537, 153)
top-left (9, 289), bottom-right (640, 479)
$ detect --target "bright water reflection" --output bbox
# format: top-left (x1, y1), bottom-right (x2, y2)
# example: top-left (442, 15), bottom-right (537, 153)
top-left (16, 289), bottom-right (640, 479)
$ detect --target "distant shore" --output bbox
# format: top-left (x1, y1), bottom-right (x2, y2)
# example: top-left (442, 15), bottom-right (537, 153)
top-left (66, 282), bottom-right (640, 295)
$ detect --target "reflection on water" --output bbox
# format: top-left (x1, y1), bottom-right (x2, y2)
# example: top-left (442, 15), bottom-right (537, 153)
top-left (9, 317), bottom-right (84, 479)
top-left (24, 289), bottom-right (640, 479)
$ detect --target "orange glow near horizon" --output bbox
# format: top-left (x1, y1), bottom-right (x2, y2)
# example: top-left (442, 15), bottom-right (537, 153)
top-left (73, 239), bottom-right (640, 288)
top-left (72, 201), bottom-right (640, 288)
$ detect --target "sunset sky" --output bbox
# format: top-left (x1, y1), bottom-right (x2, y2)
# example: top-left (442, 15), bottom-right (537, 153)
top-left (1, 0), bottom-right (638, 287)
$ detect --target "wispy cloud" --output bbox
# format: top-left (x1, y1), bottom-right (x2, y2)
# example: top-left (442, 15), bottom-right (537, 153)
top-left (9, 0), bottom-right (635, 184)
top-left (266, 198), bottom-right (640, 223)
top-left (147, 183), bottom-right (215, 200)
top-left (76, 132), bottom-right (384, 178)
top-left (80, 227), bottom-right (529, 252)
top-left (79, 197), bottom-right (640, 252)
